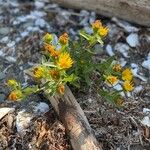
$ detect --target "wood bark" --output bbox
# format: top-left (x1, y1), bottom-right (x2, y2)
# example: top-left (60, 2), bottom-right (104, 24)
top-left (44, 86), bottom-right (102, 150)
top-left (50, 0), bottom-right (150, 27)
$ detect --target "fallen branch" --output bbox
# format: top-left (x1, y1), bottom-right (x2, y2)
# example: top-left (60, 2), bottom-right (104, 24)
top-left (50, 0), bottom-right (150, 27)
top-left (44, 86), bottom-right (102, 150)
top-left (25, 69), bottom-right (102, 150)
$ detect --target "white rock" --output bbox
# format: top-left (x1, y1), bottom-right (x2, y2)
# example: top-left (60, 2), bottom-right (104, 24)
top-left (112, 17), bottom-right (139, 33)
top-left (32, 27), bottom-right (40, 32)
top-left (21, 31), bottom-right (29, 38)
top-left (113, 84), bottom-right (125, 97)
top-left (35, 1), bottom-right (45, 9)
top-left (134, 85), bottom-right (143, 93)
top-left (0, 49), bottom-right (5, 57)
top-left (143, 108), bottom-right (150, 114)
top-left (126, 33), bottom-right (139, 47)
top-left (35, 18), bottom-right (46, 28)
top-left (16, 110), bottom-right (33, 134)
top-left (7, 41), bottom-right (15, 48)
top-left (141, 116), bottom-right (150, 127)
top-left (84, 26), bottom-right (93, 34)
top-left (34, 102), bottom-right (49, 114)
top-left (0, 108), bottom-right (15, 120)
top-left (131, 63), bottom-right (138, 68)
top-left (119, 58), bottom-right (127, 67)
top-left (17, 16), bottom-right (27, 23)
top-left (106, 44), bottom-right (115, 56)
top-left (114, 43), bottom-right (130, 58)
top-left (88, 98), bottom-right (92, 103)
top-left (131, 68), bottom-right (147, 82)
top-left (1, 36), bottom-right (9, 43)
top-left (16, 37), bottom-right (21, 43)
top-left (5, 56), bottom-right (16, 63)
top-left (29, 11), bottom-right (46, 18)
top-left (142, 59), bottom-right (150, 70)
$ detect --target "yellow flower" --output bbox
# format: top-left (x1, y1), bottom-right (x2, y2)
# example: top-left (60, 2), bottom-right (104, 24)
top-left (122, 68), bottom-right (133, 81)
top-left (59, 33), bottom-right (69, 45)
top-left (44, 43), bottom-right (60, 58)
top-left (8, 90), bottom-right (22, 101)
top-left (113, 64), bottom-right (122, 72)
top-left (49, 69), bottom-right (60, 80)
top-left (106, 75), bottom-right (118, 85)
top-left (98, 26), bottom-right (109, 37)
top-left (7, 79), bottom-right (18, 87)
top-left (33, 67), bottom-right (44, 78)
top-left (43, 33), bottom-right (53, 43)
top-left (123, 81), bottom-right (134, 91)
top-left (57, 52), bottom-right (73, 69)
top-left (92, 20), bottom-right (102, 31)
top-left (57, 84), bottom-right (65, 94)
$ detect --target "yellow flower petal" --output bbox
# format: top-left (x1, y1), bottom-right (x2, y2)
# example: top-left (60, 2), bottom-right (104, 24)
top-left (59, 33), bottom-right (69, 45)
top-left (57, 52), bottom-right (73, 69)
top-left (92, 20), bottom-right (102, 31)
top-left (33, 67), bottom-right (44, 78)
top-left (113, 64), bottom-right (122, 72)
top-left (44, 43), bottom-right (60, 58)
top-left (8, 90), bottom-right (22, 101)
top-left (123, 81), bottom-right (134, 91)
top-left (106, 75), bottom-right (118, 85)
top-left (7, 79), bottom-right (18, 87)
top-left (122, 68), bottom-right (133, 81)
top-left (98, 26), bottom-right (109, 37)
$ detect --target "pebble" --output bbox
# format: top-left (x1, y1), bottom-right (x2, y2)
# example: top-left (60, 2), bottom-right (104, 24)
top-left (16, 110), bottom-right (33, 134)
top-left (119, 58), bottom-right (127, 67)
top-left (106, 44), bottom-right (114, 56)
top-left (20, 31), bottom-right (29, 38)
top-left (141, 116), bottom-right (150, 127)
top-left (35, 1), bottom-right (45, 9)
top-left (5, 56), bottom-right (17, 63)
top-left (126, 33), bottom-right (139, 47)
top-left (134, 85), bottom-right (143, 94)
top-left (1, 36), bottom-right (9, 43)
top-left (34, 102), bottom-right (49, 114)
top-left (0, 94), bottom-right (6, 102)
top-left (35, 18), bottom-right (46, 28)
top-left (143, 108), bottom-right (150, 114)
top-left (142, 52), bottom-right (150, 70)
top-left (0, 107), bottom-right (15, 120)
top-left (7, 41), bottom-right (15, 48)
top-left (112, 17), bottom-right (139, 33)
top-left (0, 27), bottom-right (10, 35)
top-left (0, 72), bottom-right (6, 80)
top-left (115, 43), bottom-right (130, 58)
top-left (131, 67), bottom-right (147, 82)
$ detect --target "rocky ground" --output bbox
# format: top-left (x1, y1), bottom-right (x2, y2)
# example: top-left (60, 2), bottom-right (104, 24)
top-left (0, 0), bottom-right (150, 150)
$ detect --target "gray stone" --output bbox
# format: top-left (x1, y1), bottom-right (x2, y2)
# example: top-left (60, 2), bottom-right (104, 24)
top-left (0, 94), bottom-right (5, 102)
top-left (0, 27), bottom-right (10, 35)
top-left (0, 72), bottom-right (6, 80)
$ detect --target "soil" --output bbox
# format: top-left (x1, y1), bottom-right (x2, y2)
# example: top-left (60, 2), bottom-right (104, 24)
top-left (0, 0), bottom-right (150, 150)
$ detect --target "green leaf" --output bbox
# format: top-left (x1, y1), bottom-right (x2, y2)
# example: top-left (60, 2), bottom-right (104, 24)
top-left (23, 86), bottom-right (39, 95)
top-left (63, 74), bottom-right (79, 83)
top-left (96, 36), bottom-right (104, 46)
top-left (79, 30), bottom-right (91, 41)
top-left (42, 62), bottom-right (56, 67)
top-left (99, 89), bottom-right (121, 105)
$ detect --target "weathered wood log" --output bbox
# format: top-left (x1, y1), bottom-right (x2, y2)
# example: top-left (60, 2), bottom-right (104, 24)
top-left (25, 67), bottom-right (102, 149)
top-left (45, 86), bottom-right (102, 150)
top-left (50, 0), bottom-right (150, 27)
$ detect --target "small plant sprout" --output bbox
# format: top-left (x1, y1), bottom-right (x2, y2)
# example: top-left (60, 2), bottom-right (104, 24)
top-left (7, 20), bottom-right (134, 106)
